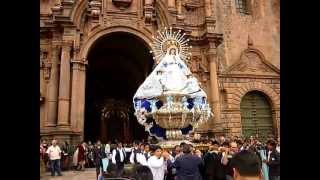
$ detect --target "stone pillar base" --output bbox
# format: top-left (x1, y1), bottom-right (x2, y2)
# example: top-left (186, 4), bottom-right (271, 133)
top-left (40, 129), bottom-right (82, 146)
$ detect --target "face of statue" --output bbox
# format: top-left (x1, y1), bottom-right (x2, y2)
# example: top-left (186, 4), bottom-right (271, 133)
top-left (169, 48), bottom-right (176, 55)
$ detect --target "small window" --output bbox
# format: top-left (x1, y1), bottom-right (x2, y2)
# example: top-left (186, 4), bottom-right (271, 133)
top-left (235, 0), bottom-right (251, 15)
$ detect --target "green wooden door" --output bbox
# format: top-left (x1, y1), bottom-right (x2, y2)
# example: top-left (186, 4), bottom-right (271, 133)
top-left (240, 91), bottom-right (274, 142)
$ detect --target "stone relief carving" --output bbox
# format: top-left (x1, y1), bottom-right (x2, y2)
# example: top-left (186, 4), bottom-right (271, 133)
top-left (144, 0), bottom-right (155, 25)
top-left (226, 50), bottom-right (279, 76)
top-left (112, 0), bottom-right (133, 9)
top-left (183, 0), bottom-right (205, 26)
top-left (235, 52), bottom-right (272, 73)
top-left (40, 50), bottom-right (51, 80)
top-left (190, 55), bottom-right (201, 73)
top-left (88, 0), bottom-right (102, 23)
top-left (217, 56), bottom-right (225, 74)
top-left (190, 55), bottom-right (209, 87)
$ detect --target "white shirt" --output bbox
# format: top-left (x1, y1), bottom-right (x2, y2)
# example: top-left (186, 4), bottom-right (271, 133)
top-left (46, 145), bottom-right (61, 160)
top-left (105, 144), bottom-right (112, 159)
top-left (112, 148), bottom-right (125, 164)
top-left (267, 151), bottom-right (272, 161)
top-left (147, 156), bottom-right (166, 180)
top-left (135, 151), bottom-right (152, 166)
top-left (130, 147), bottom-right (140, 164)
top-left (124, 147), bottom-right (132, 152)
top-left (105, 144), bottom-right (110, 154)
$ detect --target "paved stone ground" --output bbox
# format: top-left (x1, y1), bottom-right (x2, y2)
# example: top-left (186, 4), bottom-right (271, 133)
top-left (41, 168), bottom-right (97, 180)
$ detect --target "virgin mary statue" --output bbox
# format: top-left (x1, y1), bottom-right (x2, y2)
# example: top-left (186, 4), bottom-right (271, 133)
top-left (133, 29), bottom-right (211, 140)
top-left (134, 44), bottom-right (205, 99)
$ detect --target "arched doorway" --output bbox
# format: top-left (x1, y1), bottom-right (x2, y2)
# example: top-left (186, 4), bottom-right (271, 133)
top-left (240, 91), bottom-right (274, 142)
top-left (84, 32), bottom-right (153, 143)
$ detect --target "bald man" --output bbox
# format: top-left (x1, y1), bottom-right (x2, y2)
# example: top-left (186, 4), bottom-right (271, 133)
top-left (46, 139), bottom-right (62, 176)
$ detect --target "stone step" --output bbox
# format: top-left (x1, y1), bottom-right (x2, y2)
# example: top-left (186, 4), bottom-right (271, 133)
top-left (41, 168), bottom-right (97, 180)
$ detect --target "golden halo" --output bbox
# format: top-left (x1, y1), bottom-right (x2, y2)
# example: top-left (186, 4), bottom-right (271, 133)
top-left (149, 27), bottom-right (192, 64)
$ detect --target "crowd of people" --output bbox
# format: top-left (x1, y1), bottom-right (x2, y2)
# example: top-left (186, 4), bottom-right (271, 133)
top-left (40, 135), bottom-right (280, 180)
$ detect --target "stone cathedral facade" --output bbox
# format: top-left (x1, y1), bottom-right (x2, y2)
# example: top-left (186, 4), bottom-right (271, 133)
top-left (40, 0), bottom-right (280, 144)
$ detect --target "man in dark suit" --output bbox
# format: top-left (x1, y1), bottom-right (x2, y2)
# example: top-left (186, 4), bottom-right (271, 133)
top-left (172, 144), bottom-right (203, 180)
top-left (203, 140), bottom-right (225, 180)
top-left (265, 140), bottom-right (280, 180)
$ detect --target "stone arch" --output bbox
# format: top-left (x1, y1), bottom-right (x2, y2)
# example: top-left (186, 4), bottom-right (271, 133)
top-left (225, 46), bottom-right (279, 75)
top-left (78, 26), bottom-right (154, 61)
top-left (240, 47), bottom-right (266, 62)
top-left (230, 81), bottom-right (279, 110)
top-left (240, 90), bottom-right (275, 140)
top-left (70, 0), bottom-right (87, 29)
top-left (155, 0), bottom-right (170, 27)
top-left (228, 81), bottom-right (280, 138)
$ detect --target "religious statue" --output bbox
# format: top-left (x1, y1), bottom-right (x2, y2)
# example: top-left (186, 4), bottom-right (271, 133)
top-left (133, 27), bottom-right (212, 146)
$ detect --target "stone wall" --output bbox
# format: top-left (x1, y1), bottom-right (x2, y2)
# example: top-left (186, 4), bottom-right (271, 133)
top-left (215, 0), bottom-right (280, 67)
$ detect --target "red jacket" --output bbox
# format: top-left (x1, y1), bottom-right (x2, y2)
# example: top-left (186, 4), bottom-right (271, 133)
top-left (77, 145), bottom-right (86, 162)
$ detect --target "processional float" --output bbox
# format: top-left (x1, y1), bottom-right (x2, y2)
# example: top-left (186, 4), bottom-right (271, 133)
top-left (133, 27), bottom-right (213, 148)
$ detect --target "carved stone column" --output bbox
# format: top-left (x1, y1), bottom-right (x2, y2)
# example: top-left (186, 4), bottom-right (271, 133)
top-left (70, 60), bottom-right (87, 136)
top-left (144, 0), bottom-right (154, 25)
top-left (46, 43), bottom-right (60, 127)
top-left (204, 0), bottom-right (212, 17)
top-left (177, 0), bottom-right (182, 14)
top-left (207, 44), bottom-right (221, 125)
top-left (57, 41), bottom-right (72, 127)
top-left (168, 0), bottom-right (176, 10)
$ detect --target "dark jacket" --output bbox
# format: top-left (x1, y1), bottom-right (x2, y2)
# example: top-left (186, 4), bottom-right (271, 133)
top-left (93, 146), bottom-right (106, 168)
top-left (173, 153), bottom-right (204, 180)
top-left (222, 154), bottom-right (234, 177)
top-left (203, 151), bottom-right (225, 180)
top-left (267, 150), bottom-right (280, 176)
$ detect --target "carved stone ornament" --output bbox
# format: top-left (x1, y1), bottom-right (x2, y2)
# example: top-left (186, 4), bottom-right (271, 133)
top-left (183, 0), bottom-right (201, 11)
top-left (112, 0), bottom-right (132, 9)
top-left (40, 50), bottom-right (51, 80)
top-left (89, 0), bottom-right (102, 17)
top-left (40, 91), bottom-right (45, 102)
top-left (189, 55), bottom-right (210, 84)
top-left (225, 49), bottom-right (280, 76)
top-left (190, 56), bottom-right (201, 73)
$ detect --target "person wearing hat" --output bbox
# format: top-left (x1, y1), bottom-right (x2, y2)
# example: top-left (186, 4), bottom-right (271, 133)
top-left (264, 140), bottom-right (280, 180)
